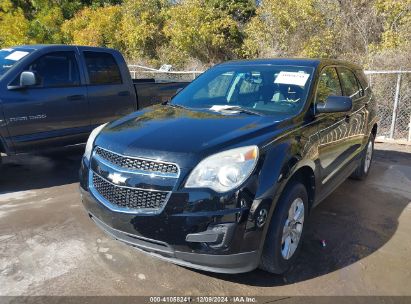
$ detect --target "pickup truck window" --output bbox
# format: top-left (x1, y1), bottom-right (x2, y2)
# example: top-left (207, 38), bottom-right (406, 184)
top-left (316, 67), bottom-right (342, 104)
top-left (0, 48), bottom-right (33, 78)
top-left (84, 51), bottom-right (122, 85)
top-left (24, 51), bottom-right (80, 88)
top-left (172, 65), bottom-right (314, 115)
top-left (337, 67), bottom-right (363, 100)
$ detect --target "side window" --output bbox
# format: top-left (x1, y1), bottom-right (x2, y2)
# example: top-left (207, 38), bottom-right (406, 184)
top-left (338, 67), bottom-right (362, 100)
top-left (316, 67), bottom-right (342, 104)
top-left (84, 51), bottom-right (122, 85)
top-left (26, 51), bottom-right (80, 87)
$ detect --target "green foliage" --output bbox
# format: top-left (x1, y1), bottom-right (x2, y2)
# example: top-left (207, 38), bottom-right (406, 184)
top-left (242, 0), bottom-right (340, 58)
top-left (28, 5), bottom-right (65, 43)
top-left (119, 0), bottom-right (169, 61)
top-left (163, 0), bottom-right (244, 66)
top-left (0, 0), bottom-right (31, 47)
top-left (374, 0), bottom-right (411, 49)
top-left (0, 0), bottom-right (410, 69)
top-left (206, 0), bottom-right (256, 23)
top-left (61, 5), bottom-right (123, 48)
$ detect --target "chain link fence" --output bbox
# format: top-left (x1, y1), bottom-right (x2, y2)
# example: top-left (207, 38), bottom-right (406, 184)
top-left (129, 64), bottom-right (201, 82)
top-left (366, 71), bottom-right (411, 141)
top-left (129, 65), bottom-right (411, 141)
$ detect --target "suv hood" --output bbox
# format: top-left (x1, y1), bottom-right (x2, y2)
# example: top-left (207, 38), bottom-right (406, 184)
top-left (94, 105), bottom-right (291, 168)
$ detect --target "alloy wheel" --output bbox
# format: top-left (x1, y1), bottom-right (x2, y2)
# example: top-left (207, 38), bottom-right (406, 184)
top-left (281, 197), bottom-right (305, 260)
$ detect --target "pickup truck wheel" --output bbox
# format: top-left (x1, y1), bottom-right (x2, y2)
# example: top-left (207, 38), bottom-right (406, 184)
top-left (259, 182), bottom-right (308, 274)
top-left (350, 133), bottom-right (375, 180)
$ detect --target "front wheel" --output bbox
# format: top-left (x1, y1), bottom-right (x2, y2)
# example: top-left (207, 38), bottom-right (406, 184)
top-left (350, 133), bottom-right (375, 180)
top-left (259, 182), bottom-right (308, 274)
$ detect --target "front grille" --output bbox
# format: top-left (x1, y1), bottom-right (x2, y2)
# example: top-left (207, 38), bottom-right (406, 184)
top-left (95, 147), bottom-right (179, 175)
top-left (92, 173), bottom-right (169, 210)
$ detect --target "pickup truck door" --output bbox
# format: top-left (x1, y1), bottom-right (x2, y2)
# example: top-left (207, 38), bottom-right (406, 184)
top-left (316, 66), bottom-right (352, 187)
top-left (1, 49), bottom-right (89, 153)
top-left (79, 49), bottom-right (137, 127)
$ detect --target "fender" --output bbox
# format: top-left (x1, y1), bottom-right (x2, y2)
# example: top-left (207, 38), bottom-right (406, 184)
top-left (250, 125), bottom-right (318, 216)
top-left (246, 127), bottom-right (320, 255)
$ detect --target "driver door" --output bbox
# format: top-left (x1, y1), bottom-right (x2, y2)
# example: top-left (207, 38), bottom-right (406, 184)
top-left (2, 49), bottom-right (89, 153)
top-left (316, 66), bottom-right (351, 185)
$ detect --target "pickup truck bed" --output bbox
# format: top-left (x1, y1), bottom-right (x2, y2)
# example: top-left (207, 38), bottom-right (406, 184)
top-left (133, 79), bottom-right (188, 109)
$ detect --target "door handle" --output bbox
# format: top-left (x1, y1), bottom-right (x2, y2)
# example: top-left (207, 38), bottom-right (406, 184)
top-left (67, 94), bottom-right (85, 101)
top-left (118, 91), bottom-right (130, 97)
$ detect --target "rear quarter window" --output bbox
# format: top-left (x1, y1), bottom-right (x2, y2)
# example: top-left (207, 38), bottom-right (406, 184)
top-left (84, 51), bottom-right (122, 85)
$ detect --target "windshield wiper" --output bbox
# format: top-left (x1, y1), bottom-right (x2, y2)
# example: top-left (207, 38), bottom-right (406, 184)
top-left (162, 100), bottom-right (189, 109)
top-left (209, 105), bottom-right (263, 116)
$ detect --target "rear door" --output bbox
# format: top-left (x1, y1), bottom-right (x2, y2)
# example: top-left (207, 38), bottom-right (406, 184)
top-left (80, 50), bottom-right (136, 127)
top-left (2, 49), bottom-right (89, 152)
top-left (316, 66), bottom-right (351, 185)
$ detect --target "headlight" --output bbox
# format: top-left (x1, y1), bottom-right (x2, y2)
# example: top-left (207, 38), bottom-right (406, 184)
top-left (84, 123), bottom-right (107, 162)
top-left (185, 146), bottom-right (259, 193)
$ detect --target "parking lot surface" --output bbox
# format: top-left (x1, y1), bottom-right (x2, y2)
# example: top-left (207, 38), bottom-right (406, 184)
top-left (0, 143), bottom-right (410, 296)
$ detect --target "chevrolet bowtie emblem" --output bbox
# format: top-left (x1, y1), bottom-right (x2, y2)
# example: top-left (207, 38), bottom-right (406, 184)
top-left (107, 172), bottom-right (127, 185)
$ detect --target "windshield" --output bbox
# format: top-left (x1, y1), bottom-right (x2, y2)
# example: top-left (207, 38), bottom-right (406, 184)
top-left (172, 65), bottom-right (315, 115)
top-left (0, 48), bottom-right (33, 78)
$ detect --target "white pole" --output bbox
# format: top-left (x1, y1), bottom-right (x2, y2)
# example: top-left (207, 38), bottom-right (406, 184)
top-left (389, 72), bottom-right (402, 139)
top-left (408, 114), bottom-right (411, 141)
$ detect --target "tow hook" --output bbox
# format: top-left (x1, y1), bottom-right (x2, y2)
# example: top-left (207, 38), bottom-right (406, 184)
top-left (256, 208), bottom-right (268, 228)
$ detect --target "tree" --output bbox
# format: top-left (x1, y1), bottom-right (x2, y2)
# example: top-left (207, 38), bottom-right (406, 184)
top-left (28, 5), bottom-right (65, 44)
top-left (242, 0), bottom-right (341, 58)
top-left (61, 5), bottom-right (123, 48)
top-left (0, 0), bottom-right (31, 47)
top-left (163, 0), bottom-right (244, 67)
top-left (206, 0), bottom-right (256, 23)
top-left (119, 0), bottom-right (169, 60)
top-left (373, 0), bottom-right (411, 50)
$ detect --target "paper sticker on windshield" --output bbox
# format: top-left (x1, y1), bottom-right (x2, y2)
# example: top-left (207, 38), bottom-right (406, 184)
top-left (274, 71), bottom-right (310, 86)
top-left (5, 51), bottom-right (29, 61)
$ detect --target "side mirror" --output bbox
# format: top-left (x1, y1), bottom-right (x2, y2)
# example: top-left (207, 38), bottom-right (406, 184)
top-left (316, 95), bottom-right (352, 114)
top-left (20, 71), bottom-right (38, 87)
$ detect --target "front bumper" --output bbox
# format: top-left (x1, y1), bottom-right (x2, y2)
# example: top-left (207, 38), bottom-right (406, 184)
top-left (87, 206), bottom-right (259, 273)
top-left (79, 154), bottom-right (263, 273)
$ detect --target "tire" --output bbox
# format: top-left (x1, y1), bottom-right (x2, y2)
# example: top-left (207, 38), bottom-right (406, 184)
top-left (350, 133), bottom-right (375, 180)
top-left (259, 181), bottom-right (308, 274)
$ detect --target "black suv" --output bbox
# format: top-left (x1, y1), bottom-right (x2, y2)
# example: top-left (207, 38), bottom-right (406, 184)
top-left (79, 59), bottom-right (378, 274)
